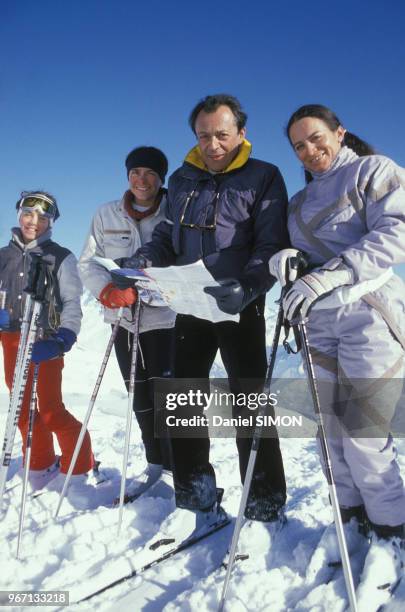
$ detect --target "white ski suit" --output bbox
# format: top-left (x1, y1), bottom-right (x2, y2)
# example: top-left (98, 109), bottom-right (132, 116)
top-left (288, 146), bottom-right (405, 526)
top-left (78, 192), bottom-right (176, 469)
top-left (78, 194), bottom-right (175, 332)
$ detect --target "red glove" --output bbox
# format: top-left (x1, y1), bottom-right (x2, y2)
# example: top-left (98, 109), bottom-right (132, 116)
top-left (99, 283), bottom-right (138, 309)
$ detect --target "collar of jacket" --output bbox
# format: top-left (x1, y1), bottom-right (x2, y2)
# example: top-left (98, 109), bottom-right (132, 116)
top-left (183, 139), bottom-right (252, 175)
top-left (120, 189), bottom-right (167, 220)
top-left (309, 146), bottom-right (359, 181)
top-left (11, 227), bottom-right (53, 251)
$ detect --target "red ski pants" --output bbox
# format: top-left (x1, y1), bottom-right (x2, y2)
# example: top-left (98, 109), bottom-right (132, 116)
top-left (1, 331), bottom-right (93, 474)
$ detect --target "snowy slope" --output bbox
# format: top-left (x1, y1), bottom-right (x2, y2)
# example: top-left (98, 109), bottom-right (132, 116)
top-left (0, 295), bottom-right (404, 611)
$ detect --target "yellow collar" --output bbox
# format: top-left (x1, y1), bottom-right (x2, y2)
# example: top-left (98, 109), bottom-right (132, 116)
top-left (184, 139), bottom-right (252, 173)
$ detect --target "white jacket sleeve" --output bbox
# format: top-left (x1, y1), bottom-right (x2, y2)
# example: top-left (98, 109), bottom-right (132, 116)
top-left (57, 253), bottom-right (83, 335)
top-left (340, 159), bottom-right (405, 282)
top-left (78, 210), bottom-right (111, 300)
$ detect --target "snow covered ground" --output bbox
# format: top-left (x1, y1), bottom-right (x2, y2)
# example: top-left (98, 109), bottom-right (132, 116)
top-left (1, 295), bottom-right (404, 611)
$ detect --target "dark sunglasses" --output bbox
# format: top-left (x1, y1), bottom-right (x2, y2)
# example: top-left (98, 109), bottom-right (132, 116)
top-left (179, 189), bottom-right (219, 230)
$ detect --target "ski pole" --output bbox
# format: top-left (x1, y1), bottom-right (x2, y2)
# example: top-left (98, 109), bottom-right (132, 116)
top-left (117, 298), bottom-right (141, 535)
top-left (8, 254), bottom-right (44, 404)
top-left (16, 364), bottom-right (39, 558)
top-left (7, 253), bottom-right (44, 404)
top-left (0, 300), bottom-right (43, 508)
top-left (297, 319), bottom-right (358, 612)
top-left (0, 296), bottom-right (33, 505)
top-left (218, 288), bottom-right (287, 612)
top-left (55, 307), bottom-right (124, 518)
top-left (0, 256), bottom-right (50, 508)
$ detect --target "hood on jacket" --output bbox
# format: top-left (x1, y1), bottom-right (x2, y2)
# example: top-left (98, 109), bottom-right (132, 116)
top-left (184, 139), bottom-right (252, 173)
top-left (11, 227), bottom-right (53, 251)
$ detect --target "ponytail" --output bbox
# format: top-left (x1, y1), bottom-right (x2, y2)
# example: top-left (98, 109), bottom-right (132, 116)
top-left (343, 131), bottom-right (375, 157)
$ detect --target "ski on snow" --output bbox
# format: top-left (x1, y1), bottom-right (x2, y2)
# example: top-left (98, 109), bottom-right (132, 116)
top-left (289, 531), bottom-right (369, 610)
top-left (376, 576), bottom-right (403, 611)
top-left (73, 512), bottom-right (231, 604)
top-left (4, 460), bottom-right (109, 501)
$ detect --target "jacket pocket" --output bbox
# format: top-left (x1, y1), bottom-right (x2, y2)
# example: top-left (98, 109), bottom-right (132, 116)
top-left (103, 232), bottom-right (139, 259)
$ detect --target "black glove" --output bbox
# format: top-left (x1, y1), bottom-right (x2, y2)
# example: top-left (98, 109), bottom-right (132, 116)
top-left (204, 279), bottom-right (247, 315)
top-left (110, 269), bottom-right (138, 290)
top-left (114, 253), bottom-right (151, 270)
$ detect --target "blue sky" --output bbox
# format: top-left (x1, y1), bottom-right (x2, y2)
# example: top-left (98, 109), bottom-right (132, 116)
top-left (1, 0), bottom-right (405, 279)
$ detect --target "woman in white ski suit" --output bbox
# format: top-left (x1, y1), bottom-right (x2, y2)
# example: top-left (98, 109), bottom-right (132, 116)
top-left (79, 147), bottom-right (176, 497)
top-left (270, 105), bottom-right (405, 540)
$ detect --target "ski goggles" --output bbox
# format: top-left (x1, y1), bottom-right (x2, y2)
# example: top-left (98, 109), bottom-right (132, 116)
top-left (19, 193), bottom-right (57, 219)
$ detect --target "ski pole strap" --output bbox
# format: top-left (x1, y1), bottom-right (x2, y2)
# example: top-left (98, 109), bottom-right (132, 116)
top-left (282, 320), bottom-right (300, 354)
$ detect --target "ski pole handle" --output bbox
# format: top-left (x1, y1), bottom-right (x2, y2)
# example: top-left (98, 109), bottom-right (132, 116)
top-left (285, 251), bottom-right (308, 291)
top-left (33, 259), bottom-right (51, 302)
top-left (25, 255), bottom-right (43, 295)
top-left (0, 289), bottom-right (6, 309)
top-left (24, 255), bottom-right (51, 302)
top-left (281, 252), bottom-right (308, 352)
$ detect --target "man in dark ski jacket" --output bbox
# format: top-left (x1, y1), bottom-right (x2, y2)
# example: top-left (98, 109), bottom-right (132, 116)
top-left (120, 94), bottom-right (289, 530)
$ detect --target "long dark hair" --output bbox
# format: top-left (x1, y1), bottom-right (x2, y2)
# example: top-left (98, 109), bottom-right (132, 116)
top-left (286, 104), bottom-right (375, 183)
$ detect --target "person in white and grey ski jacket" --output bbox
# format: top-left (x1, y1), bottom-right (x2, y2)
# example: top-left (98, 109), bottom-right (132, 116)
top-left (0, 190), bottom-right (94, 479)
top-left (269, 104), bottom-right (405, 606)
top-left (78, 147), bottom-right (175, 497)
top-left (79, 195), bottom-right (174, 334)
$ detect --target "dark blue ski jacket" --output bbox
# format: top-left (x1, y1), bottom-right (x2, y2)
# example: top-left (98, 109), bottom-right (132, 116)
top-left (137, 140), bottom-right (289, 300)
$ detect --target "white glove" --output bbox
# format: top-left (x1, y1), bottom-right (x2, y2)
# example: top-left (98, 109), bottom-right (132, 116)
top-left (269, 249), bottom-right (301, 286)
top-left (283, 258), bottom-right (353, 321)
